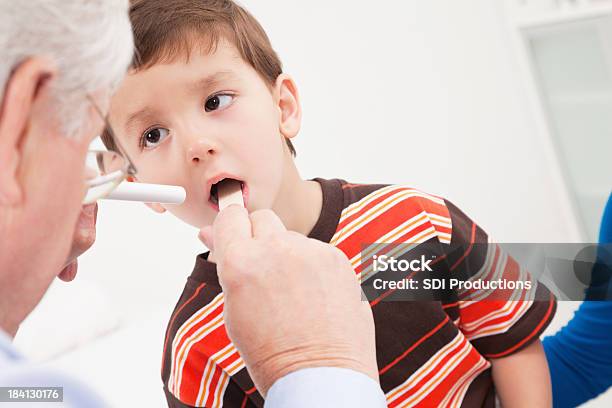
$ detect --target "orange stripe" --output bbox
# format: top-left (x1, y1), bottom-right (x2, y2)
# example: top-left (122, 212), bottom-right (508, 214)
top-left (195, 361), bottom-right (216, 405)
top-left (397, 338), bottom-right (472, 406)
top-left (212, 370), bottom-right (229, 408)
top-left (161, 282), bottom-right (206, 374)
top-left (174, 313), bottom-right (224, 394)
top-left (450, 223), bottom-right (476, 272)
top-left (485, 293), bottom-right (555, 358)
top-left (386, 334), bottom-right (465, 402)
top-left (379, 315), bottom-right (450, 375)
top-left (342, 183), bottom-right (365, 189)
top-left (334, 192), bottom-right (415, 243)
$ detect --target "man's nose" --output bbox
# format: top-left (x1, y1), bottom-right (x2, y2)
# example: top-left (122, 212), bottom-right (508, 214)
top-left (186, 138), bottom-right (216, 164)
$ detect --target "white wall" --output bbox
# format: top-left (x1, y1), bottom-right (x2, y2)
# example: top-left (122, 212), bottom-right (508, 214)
top-left (14, 0), bottom-right (599, 406)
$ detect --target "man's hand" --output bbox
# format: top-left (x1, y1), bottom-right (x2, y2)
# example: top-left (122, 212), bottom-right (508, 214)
top-left (199, 206), bottom-right (378, 396)
top-left (58, 203), bottom-right (98, 282)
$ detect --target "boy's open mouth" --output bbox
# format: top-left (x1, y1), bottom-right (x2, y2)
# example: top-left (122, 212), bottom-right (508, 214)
top-left (208, 177), bottom-right (246, 208)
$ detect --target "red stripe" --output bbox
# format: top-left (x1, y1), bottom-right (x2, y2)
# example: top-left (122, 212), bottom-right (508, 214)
top-left (460, 301), bottom-right (526, 337)
top-left (161, 282), bottom-right (206, 374)
top-left (203, 366), bottom-right (223, 408)
top-left (337, 188), bottom-right (401, 230)
top-left (379, 315), bottom-right (450, 375)
top-left (240, 395), bottom-right (248, 408)
top-left (442, 301), bottom-right (460, 309)
top-left (173, 302), bottom-right (224, 367)
top-left (178, 324), bottom-right (232, 402)
top-left (485, 292), bottom-right (556, 358)
top-left (388, 337), bottom-right (477, 408)
top-left (338, 203), bottom-right (439, 255)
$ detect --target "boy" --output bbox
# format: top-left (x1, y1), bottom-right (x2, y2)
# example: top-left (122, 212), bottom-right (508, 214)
top-left (105, 1), bottom-right (556, 407)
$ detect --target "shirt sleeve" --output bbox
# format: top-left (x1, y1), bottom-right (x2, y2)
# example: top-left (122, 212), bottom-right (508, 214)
top-left (544, 301), bottom-right (612, 407)
top-left (264, 367), bottom-right (387, 408)
top-left (0, 330), bottom-right (106, 407)
top-left (441, 200), bottom-right (557, 358)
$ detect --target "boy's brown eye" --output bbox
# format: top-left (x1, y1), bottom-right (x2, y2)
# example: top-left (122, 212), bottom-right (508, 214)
top-left (141, 127), bottom-right (169, 149)
top-left (204, 94), bottom-right (233, 112)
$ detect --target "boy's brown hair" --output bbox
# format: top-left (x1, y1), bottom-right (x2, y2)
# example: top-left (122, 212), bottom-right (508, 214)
top-left (102, 0), bottom-right (296, 156)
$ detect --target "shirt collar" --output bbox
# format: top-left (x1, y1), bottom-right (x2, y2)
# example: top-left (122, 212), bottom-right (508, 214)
top-left (0, 328), bottom-right (23, 364)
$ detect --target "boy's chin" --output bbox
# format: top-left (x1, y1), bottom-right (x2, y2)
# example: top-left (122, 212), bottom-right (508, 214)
top-left (165, 207), bottom-right (216, 230)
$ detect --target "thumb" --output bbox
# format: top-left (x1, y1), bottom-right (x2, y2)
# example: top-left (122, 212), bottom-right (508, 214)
top-left (198, 225), bottom-right (214, 250)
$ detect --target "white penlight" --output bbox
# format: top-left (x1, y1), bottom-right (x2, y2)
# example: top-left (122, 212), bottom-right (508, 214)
top-left (103, 182), bottom-right (186, 204)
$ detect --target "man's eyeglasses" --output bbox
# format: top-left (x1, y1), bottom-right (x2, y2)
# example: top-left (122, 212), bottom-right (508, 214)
top-left (82, 95), bottom-right (138, 204)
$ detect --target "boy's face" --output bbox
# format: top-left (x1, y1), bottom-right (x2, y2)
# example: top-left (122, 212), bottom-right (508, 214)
top-left (109, 40), bottom-right (293, 227)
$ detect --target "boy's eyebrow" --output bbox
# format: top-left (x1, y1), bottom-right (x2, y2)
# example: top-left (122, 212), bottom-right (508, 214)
top-left (125, 107), bottom-right (157, 133)
top-left (194, 70), bottom-right (238, 93)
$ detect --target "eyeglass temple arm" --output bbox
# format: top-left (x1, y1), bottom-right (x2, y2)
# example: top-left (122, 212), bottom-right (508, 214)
top-left (86, 95), bottom-right (138, 176)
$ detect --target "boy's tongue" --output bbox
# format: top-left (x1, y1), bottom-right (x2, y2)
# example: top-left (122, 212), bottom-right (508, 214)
top-left (217, 179), bottom-right (245, 210)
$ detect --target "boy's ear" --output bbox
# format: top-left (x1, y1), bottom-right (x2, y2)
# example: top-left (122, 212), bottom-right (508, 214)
top-left (274, 73), bottom-right (302, 140)
top-left (145, 202), bottom-right (167, 214)
top-left (0, 57), bottom-right (57, 205)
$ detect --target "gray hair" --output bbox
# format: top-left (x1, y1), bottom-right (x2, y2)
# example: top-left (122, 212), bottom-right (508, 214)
top-left (0, 0), bottom-right (134, 138)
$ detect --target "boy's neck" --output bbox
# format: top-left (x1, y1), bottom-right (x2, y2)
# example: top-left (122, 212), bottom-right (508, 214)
top-left (272, 160), bottom-right (323, 237)
top-left (208, 156), bottom-right (323, 264)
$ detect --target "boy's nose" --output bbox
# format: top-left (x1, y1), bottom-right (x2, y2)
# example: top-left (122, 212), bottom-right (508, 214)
top-left (187, 139), bottom-right (216, 164)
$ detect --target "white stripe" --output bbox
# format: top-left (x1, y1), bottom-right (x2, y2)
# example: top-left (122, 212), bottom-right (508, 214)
top-left (210, 342), bottom-right (245, 376)
top-left (170, 293), bottom-right (224, 390)
top-left (195, 358), bottom-right (214, 405)
top-left (459, 275), bottom-right (535, 333)
top-left (225, 354), bottom-right (246, 375)
top-left (394, 336), bottom-right (474, 407)
top-left (341, 185), bottom-right (407, 219)
top-left (386, 333), bottom-right (464, 405)
top-left (464, 300), bottom-right (533, 341)
top-left (443, 357), bottom-right (489, 408)
top-left (174, 312), bottom-right (225, 396)
top-left (212, 370), bottom-right (231, 408)
top-left (353, 213), bottom-right (430, 265)
top-left (195, 345), bottom-right (233, 407)
top-left (332, 189), bottom-right (446, 246)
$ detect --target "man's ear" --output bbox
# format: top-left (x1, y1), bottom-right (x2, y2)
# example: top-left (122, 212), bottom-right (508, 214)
top-left (145, 202), bottom-right (167, 214)
top-left (0, 57), bottom-right (57, 205)
top-left (274, 74), bottom-right (302, 140)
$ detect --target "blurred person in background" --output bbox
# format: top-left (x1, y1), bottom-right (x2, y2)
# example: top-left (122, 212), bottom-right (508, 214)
top-left (544, 193), bottom-right (612, 407)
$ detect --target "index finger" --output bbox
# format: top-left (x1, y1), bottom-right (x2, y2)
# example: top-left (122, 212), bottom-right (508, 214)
top-left (213, 204), bottom-right (252, 261)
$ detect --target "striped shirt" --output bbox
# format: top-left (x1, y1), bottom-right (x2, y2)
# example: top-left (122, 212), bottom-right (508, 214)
top-left (161, 178), bottom-right (556, 408)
